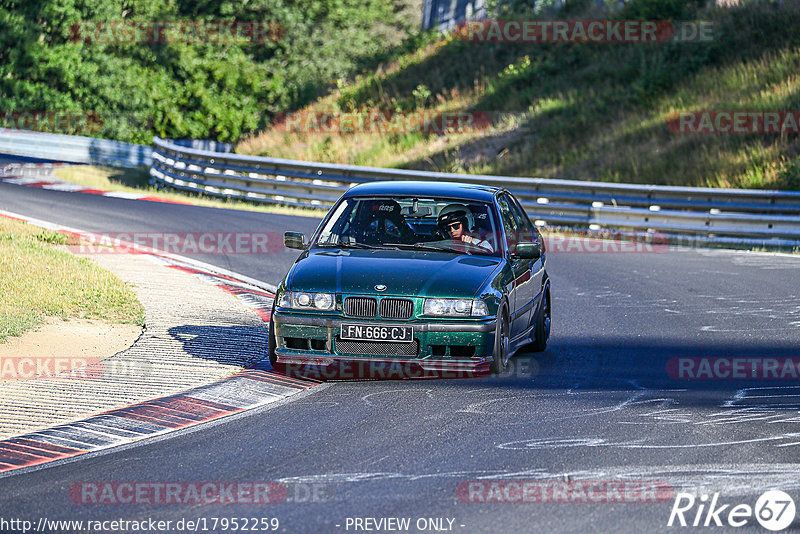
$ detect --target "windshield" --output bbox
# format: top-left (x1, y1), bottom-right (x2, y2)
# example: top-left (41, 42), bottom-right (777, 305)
top-left (314, 196), bottom-right (501, 257)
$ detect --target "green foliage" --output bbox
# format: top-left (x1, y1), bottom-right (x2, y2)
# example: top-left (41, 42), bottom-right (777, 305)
top-left (34, 230), bottom-right (68, 244)
top-left (776, 158), bottom-right (800, 190)
top-left (616, 0), bottom-right (706, 19)
top-left (0, 0), bottom-right (419, 143)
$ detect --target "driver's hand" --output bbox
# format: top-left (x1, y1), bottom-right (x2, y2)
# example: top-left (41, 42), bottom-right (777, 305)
top-left (461, 235), bottom-right (473, 244)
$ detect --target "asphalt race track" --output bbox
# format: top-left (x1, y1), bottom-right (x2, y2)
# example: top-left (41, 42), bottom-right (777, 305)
top-left (2, 181), bottom-right (800, 533)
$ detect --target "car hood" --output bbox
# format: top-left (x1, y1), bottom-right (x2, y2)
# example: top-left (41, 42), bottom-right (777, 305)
top-left (286, 248), bottom-right (502, 299)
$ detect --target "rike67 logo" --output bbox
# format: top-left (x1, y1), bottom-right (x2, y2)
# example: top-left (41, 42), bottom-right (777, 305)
top-left (668, 490), bottom-right (796, 531)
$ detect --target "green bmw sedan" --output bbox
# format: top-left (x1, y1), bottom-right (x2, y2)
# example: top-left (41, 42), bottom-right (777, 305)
top-left (270, 181), bottom-right (550, 378)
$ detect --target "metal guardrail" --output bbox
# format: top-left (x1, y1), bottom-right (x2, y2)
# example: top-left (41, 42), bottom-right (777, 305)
top-left (151, 136), bottom-right (800, 243)
top-left (0, 129), bottom-right (151, 168)
top-left (1, 129), bottom-right (795, 244)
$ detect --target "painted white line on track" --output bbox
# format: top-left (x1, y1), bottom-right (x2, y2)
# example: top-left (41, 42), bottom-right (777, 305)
top-left (0, 208), bottom-right (278, 292)
top-left (101, 191), bottom-right (147, 199)
top-left (40, 183), bottom-right (92, 192)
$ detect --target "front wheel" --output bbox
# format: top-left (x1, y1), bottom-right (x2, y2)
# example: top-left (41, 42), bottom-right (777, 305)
top-left (530, 288), bottom-right (550, 352)
top-left (490, 307), bottom-right (510, 374)
top-left (268, 304), bottom-right (278, 367)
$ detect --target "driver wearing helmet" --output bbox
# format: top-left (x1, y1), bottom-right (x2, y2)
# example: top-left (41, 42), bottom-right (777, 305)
top-left (437, 204), bottom-right (494, 253)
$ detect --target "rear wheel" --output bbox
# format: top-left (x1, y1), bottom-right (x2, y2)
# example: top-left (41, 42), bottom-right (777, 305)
top-left (530, 288), bottom-right (550, 352)
top-left (490, 307), bottom-right (510, 374)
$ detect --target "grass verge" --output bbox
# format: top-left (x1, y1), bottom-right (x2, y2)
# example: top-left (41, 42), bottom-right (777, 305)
top-left (0, 217), bottom-right (145, 343)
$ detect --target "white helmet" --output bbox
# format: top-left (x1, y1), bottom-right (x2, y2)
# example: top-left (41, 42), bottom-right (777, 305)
top-left (437, 203), bottom-right (474, 233)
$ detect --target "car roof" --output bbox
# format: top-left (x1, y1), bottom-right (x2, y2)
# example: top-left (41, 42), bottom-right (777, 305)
top-left (343, 180), bottom-right (501, 203)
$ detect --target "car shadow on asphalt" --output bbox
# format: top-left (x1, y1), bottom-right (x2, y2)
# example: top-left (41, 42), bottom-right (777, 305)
top-left (169, 323), bottom-right (800, 404)
top-left (456, 337), bottom-right (800, 400)
top-left (168, 324), bottom-right (268, 368)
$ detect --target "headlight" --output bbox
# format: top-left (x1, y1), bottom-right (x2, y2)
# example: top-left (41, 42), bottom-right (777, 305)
top-left (424, 298), bottom-right (489, 317)
top-left (314, 292), bottom-right (333, 309)
top-left (277, 291), bottom-right (335, 311)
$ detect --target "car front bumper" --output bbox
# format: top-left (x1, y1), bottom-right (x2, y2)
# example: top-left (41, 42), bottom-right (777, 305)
top-left (272, 310), bottom-right (496, 378)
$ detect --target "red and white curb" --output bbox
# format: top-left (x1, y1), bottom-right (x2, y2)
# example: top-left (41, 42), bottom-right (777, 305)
top-left (0, 210), bottom-right (319, 475)
top-left (0, 163), bottom-right (193, 205)
top-left (0, 373), bottom-right (317, 474)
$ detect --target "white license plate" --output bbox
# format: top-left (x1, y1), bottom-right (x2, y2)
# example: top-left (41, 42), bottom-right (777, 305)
top-left (340, 324), bottom-right (413, 342)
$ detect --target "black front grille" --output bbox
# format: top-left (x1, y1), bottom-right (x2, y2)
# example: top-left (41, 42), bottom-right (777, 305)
top-left (343, 297), bottom-right (377, 318)
top-left (335, 338), bottom-right (419, 356)
top-left (379, 298), bottom-right (414, 320)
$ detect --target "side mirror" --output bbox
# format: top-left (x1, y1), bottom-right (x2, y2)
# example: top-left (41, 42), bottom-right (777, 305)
top-left (515, 242), bottom-right (542, 259)
top-left (284, 232), bottom-right (306, 249)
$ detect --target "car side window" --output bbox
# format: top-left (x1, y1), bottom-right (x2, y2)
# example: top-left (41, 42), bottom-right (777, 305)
top-left (317, 199), bottom-right (355, 245)
top-left (496, 194), bottom-right (521, 252)
top-left (507, 194), bottom-right (538, 245)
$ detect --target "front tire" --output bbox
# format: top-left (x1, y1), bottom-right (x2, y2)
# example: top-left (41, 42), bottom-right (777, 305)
top-left (268, 304), bottom-right (278, 367)
top-left (490, 307), bottom-right (510, 374)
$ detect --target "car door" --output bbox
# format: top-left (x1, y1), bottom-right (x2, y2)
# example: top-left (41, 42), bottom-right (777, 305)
top-left (508, 193), bottom-right (545, 330)
top-left (496, 193), bottom-right (532, 338)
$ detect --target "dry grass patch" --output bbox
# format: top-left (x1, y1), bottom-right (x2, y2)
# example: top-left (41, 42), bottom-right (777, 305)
top-left (0, 217), bottom-right (145, 342)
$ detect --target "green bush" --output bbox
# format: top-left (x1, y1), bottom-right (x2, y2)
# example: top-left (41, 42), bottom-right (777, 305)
top-left (0, 0), bottom-right (419, 143)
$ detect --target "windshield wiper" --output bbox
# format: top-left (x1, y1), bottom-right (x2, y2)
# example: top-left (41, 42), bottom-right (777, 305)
top-left (317, 241), bottom-right (392, 250)
top-left (383, 242), bottom-right (465, 254)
